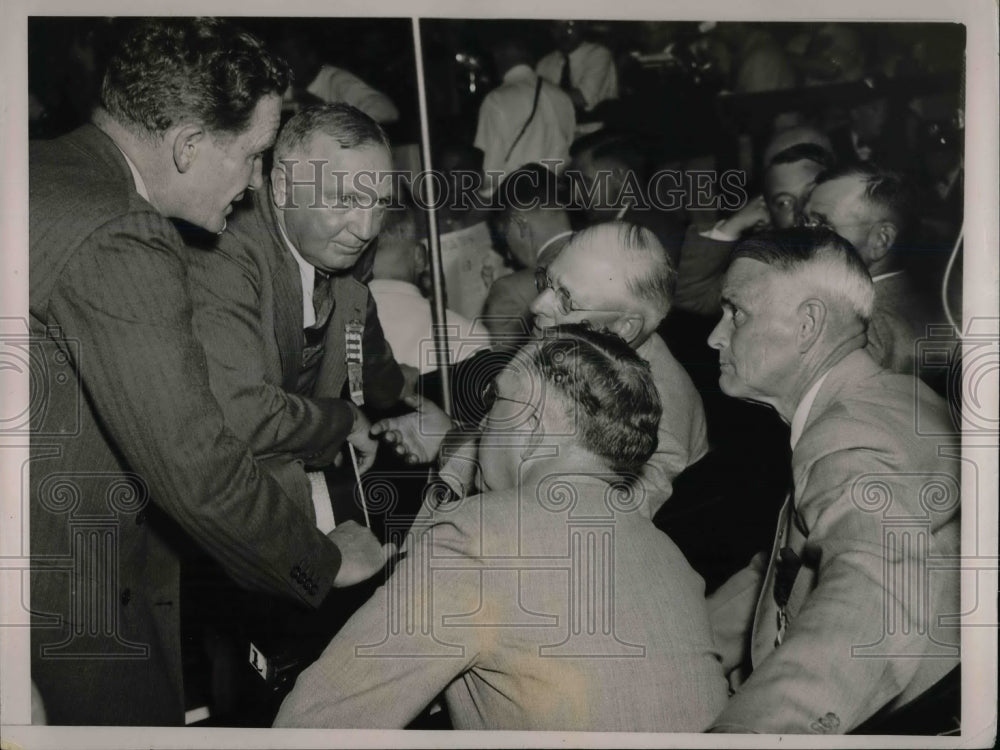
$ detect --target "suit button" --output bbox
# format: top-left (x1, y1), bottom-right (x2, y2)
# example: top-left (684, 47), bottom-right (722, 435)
top-left (120, 588), bottom-right (131, 606)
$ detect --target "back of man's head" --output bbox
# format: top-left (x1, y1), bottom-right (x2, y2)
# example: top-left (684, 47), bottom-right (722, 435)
top-left (100, 18), bottom-right (288, 139)
top-left (762, 124), bottom-right (834, 167)
top-left (570, 131), bottom-right (645, 175)
top-left (813, 162), bottom-right (911, 236)
top-left (491, 36), bottom-right (533, 78)
top-left (494, 163), bottom-right (570, 267)
top-left (768, 142), bottom-right (835, 172)
top-left (528, 324), bottom-right (661, 475)
top-left (372, 204), bottom-right (423, 284)
top-left (572, 221), bottom-right (676, 322)
top-left (731, 226), bottom-right (875, 325)
top-left (274, 102), bottom-right (390, 163)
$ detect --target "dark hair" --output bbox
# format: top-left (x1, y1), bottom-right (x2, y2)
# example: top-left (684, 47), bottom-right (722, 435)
top-left (768, 142), bottom-right (835, 170)
top-left (100, 18), bottom-right (289, 137)
top-left (813, 161), bottom-right (912, 231)
top-left (570, 130), bottom-right (645, 176)
top-left (731, 226), bottom-right (874, 321)
top-left (497, 162), bottom-right (567, 212)
top-left (527, 324), bottom-right (661, 474)
top-left (274, 102), bottom-right (390, 162)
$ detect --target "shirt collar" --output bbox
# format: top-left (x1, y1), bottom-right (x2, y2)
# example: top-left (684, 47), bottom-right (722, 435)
top-left (504, 64), bottom-right (536, 84)
top-left (276, 216), bottom-right (318, 328)
top-left (790, 369), bottom-right (832, 449)
top-left (114, 144), bottom-right (150, 201)
top-left (871, 270), bottom-right (904, 283)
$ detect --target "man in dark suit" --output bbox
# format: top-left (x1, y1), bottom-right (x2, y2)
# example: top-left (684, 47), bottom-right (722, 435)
top-left (185, 103), bottom-right (407, 523)
top-left (28, 19), bottom-right (393, 726)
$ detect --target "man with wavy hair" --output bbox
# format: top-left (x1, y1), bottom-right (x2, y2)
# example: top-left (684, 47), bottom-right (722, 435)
top-left (29, 18), bottom-right (391, 725)
top-left (274, 325), bottom-right (728, 730)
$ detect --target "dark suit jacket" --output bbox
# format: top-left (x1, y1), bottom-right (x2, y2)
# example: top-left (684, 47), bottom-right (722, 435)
top-left (185, 190), bottom-right (403, 507)
top-left (28, 125), bottom-right (342, 725)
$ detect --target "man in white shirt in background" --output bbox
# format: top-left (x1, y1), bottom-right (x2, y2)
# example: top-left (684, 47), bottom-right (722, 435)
top-left (537, 20), bottom-right (618, 133)
top-left (275, 25), bottom-right (399, 123)
top-left (369, 206), bottom-right (490, 374)
top-left (474, 36), bottom-right (575, 193)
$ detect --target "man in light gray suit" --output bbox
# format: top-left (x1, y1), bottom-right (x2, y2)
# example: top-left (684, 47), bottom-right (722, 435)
top-left (274, 325), bottom-right (729, 730)
top-left (705, 227), bottom-right (959, 733)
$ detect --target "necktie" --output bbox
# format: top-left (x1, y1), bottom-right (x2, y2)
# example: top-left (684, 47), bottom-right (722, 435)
top-left (559, 51), bottom-right (573, 92)
top-left (305, 270), bottom-right (334, 348)
top-left (311, 270), bottom-right (334, 329)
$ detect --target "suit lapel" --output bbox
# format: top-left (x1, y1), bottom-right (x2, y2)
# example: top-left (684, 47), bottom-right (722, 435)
top-left (258, 194), bottom-right (306, 392)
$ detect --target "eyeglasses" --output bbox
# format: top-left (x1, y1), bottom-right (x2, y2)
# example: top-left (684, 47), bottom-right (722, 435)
top-left (534, 268), bottom-right (622, 318)
top-left (480, 378), bottom-right (535, 414)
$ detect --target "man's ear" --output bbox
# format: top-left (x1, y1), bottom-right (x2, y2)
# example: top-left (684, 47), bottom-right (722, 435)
top-left (172, 124), bottom-right (206, 175)
top-left (270, 163), bottom-right (288, 208)
top-left (797, 298), bottom-right (826, 352)
top-left (865, 220), bottom-right (898, 264)
top-left (519, 413), bottom-right (545, 461)
top-left (610, 313), bottom-right (645, 345)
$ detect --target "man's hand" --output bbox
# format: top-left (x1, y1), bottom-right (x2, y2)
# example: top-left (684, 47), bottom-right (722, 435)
top-left (370, 393), bottom-right (455, 465)
top-left (327, 520), bottom-right (397, 587)
top-left (717, 194), bottom-right (770, 239)
top-left (398, 363), bottom-right (420, 401)
top-left (345, 403), bottom-right (378, 474)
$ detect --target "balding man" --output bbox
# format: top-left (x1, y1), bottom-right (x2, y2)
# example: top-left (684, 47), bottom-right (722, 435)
top-left (706, 228), bottom-right (959, 733)
top-left (29, 21), bottom-right (390, 725)
top-left (802, 163), bottom-right (936, 377)
top-left (376, 222), bottom-right (707, 519)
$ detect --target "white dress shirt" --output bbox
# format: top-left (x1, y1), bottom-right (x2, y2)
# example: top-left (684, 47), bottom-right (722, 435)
top-left (536, 41), bottom-right (619, 110)
top-left (473, 64), bottom-right (575, 188)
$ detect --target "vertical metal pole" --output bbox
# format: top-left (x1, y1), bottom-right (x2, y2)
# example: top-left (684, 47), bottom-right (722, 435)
top-left (411, 17), bottom-right (453, 416)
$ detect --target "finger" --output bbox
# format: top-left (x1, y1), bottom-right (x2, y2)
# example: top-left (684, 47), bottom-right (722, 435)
top-left (382, 541), bottom-right (399, 562)
top-left (405, 453), bottom-right (421, 466)
top-left (402, 393), bottom-right (423, 408)
top-left (370, 420), bottom-right (390, 436)
top-left (333, 454), bottom-right (344, 468)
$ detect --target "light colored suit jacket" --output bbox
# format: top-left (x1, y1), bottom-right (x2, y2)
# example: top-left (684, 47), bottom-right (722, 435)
top-left (636, 333), bottom-right (710, 516)
top-left (708, 349), bottom-right (960, 733)
top-left (274, 473), bottom-right (729, 730)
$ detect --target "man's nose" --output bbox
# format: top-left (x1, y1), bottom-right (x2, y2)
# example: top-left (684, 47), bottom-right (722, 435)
top-left (351, 207), bottom-right (378, 240)
top-left (707, 315), bottom-right (728, 350)
top-left (528, 289), bottom-right (554, 316)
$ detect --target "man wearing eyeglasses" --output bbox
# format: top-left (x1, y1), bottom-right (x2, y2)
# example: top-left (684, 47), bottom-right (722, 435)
top-left (376, 222), bottom-right (707, 518)
top-left (800, 163), bottom-right (939, 381)
top-left (274, 325), bottom-right (729, 730)
top-left (528, 221), bottom-right (708, 517)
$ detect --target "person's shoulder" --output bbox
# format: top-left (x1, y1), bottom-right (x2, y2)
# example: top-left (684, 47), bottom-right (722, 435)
top-left (213, 192), bottom-right (282, 270)
top-left (800, 352), bottom-right (954, 461)
top-left (31, 127), bottom-right (180, 254)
